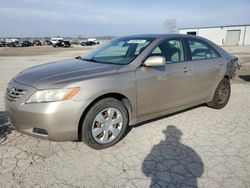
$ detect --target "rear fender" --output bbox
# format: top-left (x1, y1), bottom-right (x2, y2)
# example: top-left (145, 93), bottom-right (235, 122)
top-left (226, 56), bottom-right (241, 79)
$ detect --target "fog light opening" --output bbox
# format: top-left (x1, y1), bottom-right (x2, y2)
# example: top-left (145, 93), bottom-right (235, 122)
top-left (32, 128), bottom-right (48, 135)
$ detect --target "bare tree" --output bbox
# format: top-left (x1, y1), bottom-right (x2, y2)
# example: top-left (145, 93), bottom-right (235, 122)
top-left (163, 19), bottom-right (177, 34)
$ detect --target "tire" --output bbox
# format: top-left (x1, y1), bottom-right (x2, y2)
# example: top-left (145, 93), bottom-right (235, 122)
top-left (81, 98), bottom-right (128, 149)
top-left (207, 78), bottom-right (231, 109)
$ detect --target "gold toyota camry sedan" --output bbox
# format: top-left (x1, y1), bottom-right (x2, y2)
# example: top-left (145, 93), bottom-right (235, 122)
top-left (4, 34), bottom-right (240, 149)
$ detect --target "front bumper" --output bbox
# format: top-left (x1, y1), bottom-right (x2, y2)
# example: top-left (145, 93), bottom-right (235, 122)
top-left (4, 80), bottom-right (85, 141)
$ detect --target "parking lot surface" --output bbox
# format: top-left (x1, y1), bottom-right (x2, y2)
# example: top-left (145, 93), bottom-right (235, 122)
top-left (0, 46), bottom-right (250, 187)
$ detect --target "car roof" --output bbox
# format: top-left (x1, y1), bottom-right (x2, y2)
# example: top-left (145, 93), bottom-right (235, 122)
top-left (123, 33), bottom-right (205, 40)
top-left (124, 34), bottom-right (166, 38)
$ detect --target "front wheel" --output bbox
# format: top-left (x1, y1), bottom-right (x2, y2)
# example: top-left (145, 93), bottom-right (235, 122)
top-left (81, 98), bottom-right (128, 149)
top-left (207, 78), bottom-right (231, 109)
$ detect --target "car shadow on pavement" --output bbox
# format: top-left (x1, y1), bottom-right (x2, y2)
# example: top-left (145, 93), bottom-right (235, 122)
top-left (142, 125), bottom-right (204, 188)
top-left (0, 111), bottom-right (14, 144)
top-left (239, 75), bottom-right (250, 82)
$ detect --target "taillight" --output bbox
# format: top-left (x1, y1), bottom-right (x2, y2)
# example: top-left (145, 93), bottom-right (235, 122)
top-left (231, 57), bottom-right (241, 70)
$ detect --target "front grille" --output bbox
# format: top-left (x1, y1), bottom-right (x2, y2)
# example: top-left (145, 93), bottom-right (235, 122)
top-left (6, 87), bottom-right (26, 102)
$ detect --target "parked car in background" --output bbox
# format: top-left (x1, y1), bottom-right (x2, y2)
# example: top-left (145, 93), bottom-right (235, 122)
top-left (81, 40), bottom-right (96, 46)
top-left (81, 38), bottom-right (99, 46)
top-left (53, 40), bottom-right (71, 48)
top-left (89, 38), bottom-right (99, 44)
top-left (0, 39), bottom-right (6, 47)
top-left (4, 34), bottom-right (240, 149)
top-left (33, 40), bottom-right (43, 46)
top-left (5, 39), bottom-right (20, 47)
top-left (50, 37), bottom-right (71, 48)
top-left (50, 37), bottom-right (64, 46)
top-left (21, 40), bottom-right (33, 47)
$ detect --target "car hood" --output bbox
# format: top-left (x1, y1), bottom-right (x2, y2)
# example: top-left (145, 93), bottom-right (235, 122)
top-left (14, 59), bottom-right (121, 89)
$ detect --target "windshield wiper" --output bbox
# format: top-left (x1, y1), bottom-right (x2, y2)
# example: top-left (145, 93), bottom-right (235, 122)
top-left (77, 57), bottom-right (112, 64)
top-left (81, 58), bottom-right (111, 64)
top-left (75, 56), bottom-right (97, 62)
top-left (75, 56), bottom-right (99, 63)
top-left (75, 56), bottom-right (83, 60)
top-left (82, 58), bottom-right (99, 63)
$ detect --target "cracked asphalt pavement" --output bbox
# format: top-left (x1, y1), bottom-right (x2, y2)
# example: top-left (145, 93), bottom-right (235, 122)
top-left (1, 46), bottom-right (250, 187)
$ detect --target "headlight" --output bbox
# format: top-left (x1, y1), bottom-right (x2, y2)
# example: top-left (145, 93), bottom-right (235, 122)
top-left (26, 87), bottom-right (80, 103)
top-left (5, 83), bottom-right (10, 91)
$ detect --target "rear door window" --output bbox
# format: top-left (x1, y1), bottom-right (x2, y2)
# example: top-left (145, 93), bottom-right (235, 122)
top-left (187, 39), bottom-right (220, 60)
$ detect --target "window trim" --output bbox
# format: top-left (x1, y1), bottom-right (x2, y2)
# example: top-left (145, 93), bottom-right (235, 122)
top-left (185, 38), bottom-right (221, 61)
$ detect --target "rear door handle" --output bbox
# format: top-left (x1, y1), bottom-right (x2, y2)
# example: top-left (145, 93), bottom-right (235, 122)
top-left (182, 67), bottom-right (188, 72)
top-left (183, 67), bottom-right (192, 73)
top-left (183, 67), bottom-right (188, 72)
top-left (219, 62), bottom-right (225, 66)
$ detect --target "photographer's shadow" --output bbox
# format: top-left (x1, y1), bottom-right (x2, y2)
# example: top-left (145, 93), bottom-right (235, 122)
top-left (142, 125), bottom-right (204, 188)
top-left (0, 111), bottom-right (14, 144)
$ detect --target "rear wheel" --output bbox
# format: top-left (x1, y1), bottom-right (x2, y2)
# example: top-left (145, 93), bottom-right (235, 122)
top-left (207, 78), bottom-right (231, 109)
top-left (81, 98), bottom-right (128, 149)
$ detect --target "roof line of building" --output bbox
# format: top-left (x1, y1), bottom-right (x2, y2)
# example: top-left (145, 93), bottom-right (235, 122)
top-left (179, 24), bottom-right (250, 30)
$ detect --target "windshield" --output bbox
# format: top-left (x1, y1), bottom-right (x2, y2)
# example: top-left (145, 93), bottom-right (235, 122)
top-left (83, 37), bottom-right (155, 65)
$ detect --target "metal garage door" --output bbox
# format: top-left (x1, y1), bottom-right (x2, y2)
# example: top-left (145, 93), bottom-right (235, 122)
top-left (225, 30), bottom-right (241, 45)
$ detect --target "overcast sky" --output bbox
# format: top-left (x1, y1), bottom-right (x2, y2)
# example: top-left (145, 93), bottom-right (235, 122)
top-left (0, 0), bottom-right (250, 37)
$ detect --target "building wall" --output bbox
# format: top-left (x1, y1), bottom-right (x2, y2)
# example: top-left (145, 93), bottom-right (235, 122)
top-left (180, 25), bottom-right (250, 46)
top-left (180, 27), bottom-right (224, 45)
top-left (199, 28), bottom-right (224, 45)
top-left (179, 29), bottom-right (199, 35)
top-left (223, 26), bottom-right (245, 45)
top-left (244, 26), bottom-right (250, 45)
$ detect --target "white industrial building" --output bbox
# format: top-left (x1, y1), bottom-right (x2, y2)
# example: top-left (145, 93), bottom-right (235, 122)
top-left (179, 24), bottom-right (250, 46)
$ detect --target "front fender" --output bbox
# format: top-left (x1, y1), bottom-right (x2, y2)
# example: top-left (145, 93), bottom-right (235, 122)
top-left (72, 71), bottom-right (137, 126)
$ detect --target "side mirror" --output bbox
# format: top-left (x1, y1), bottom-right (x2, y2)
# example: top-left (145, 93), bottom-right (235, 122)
top-left (144, 56), bottom-right (166, 67)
